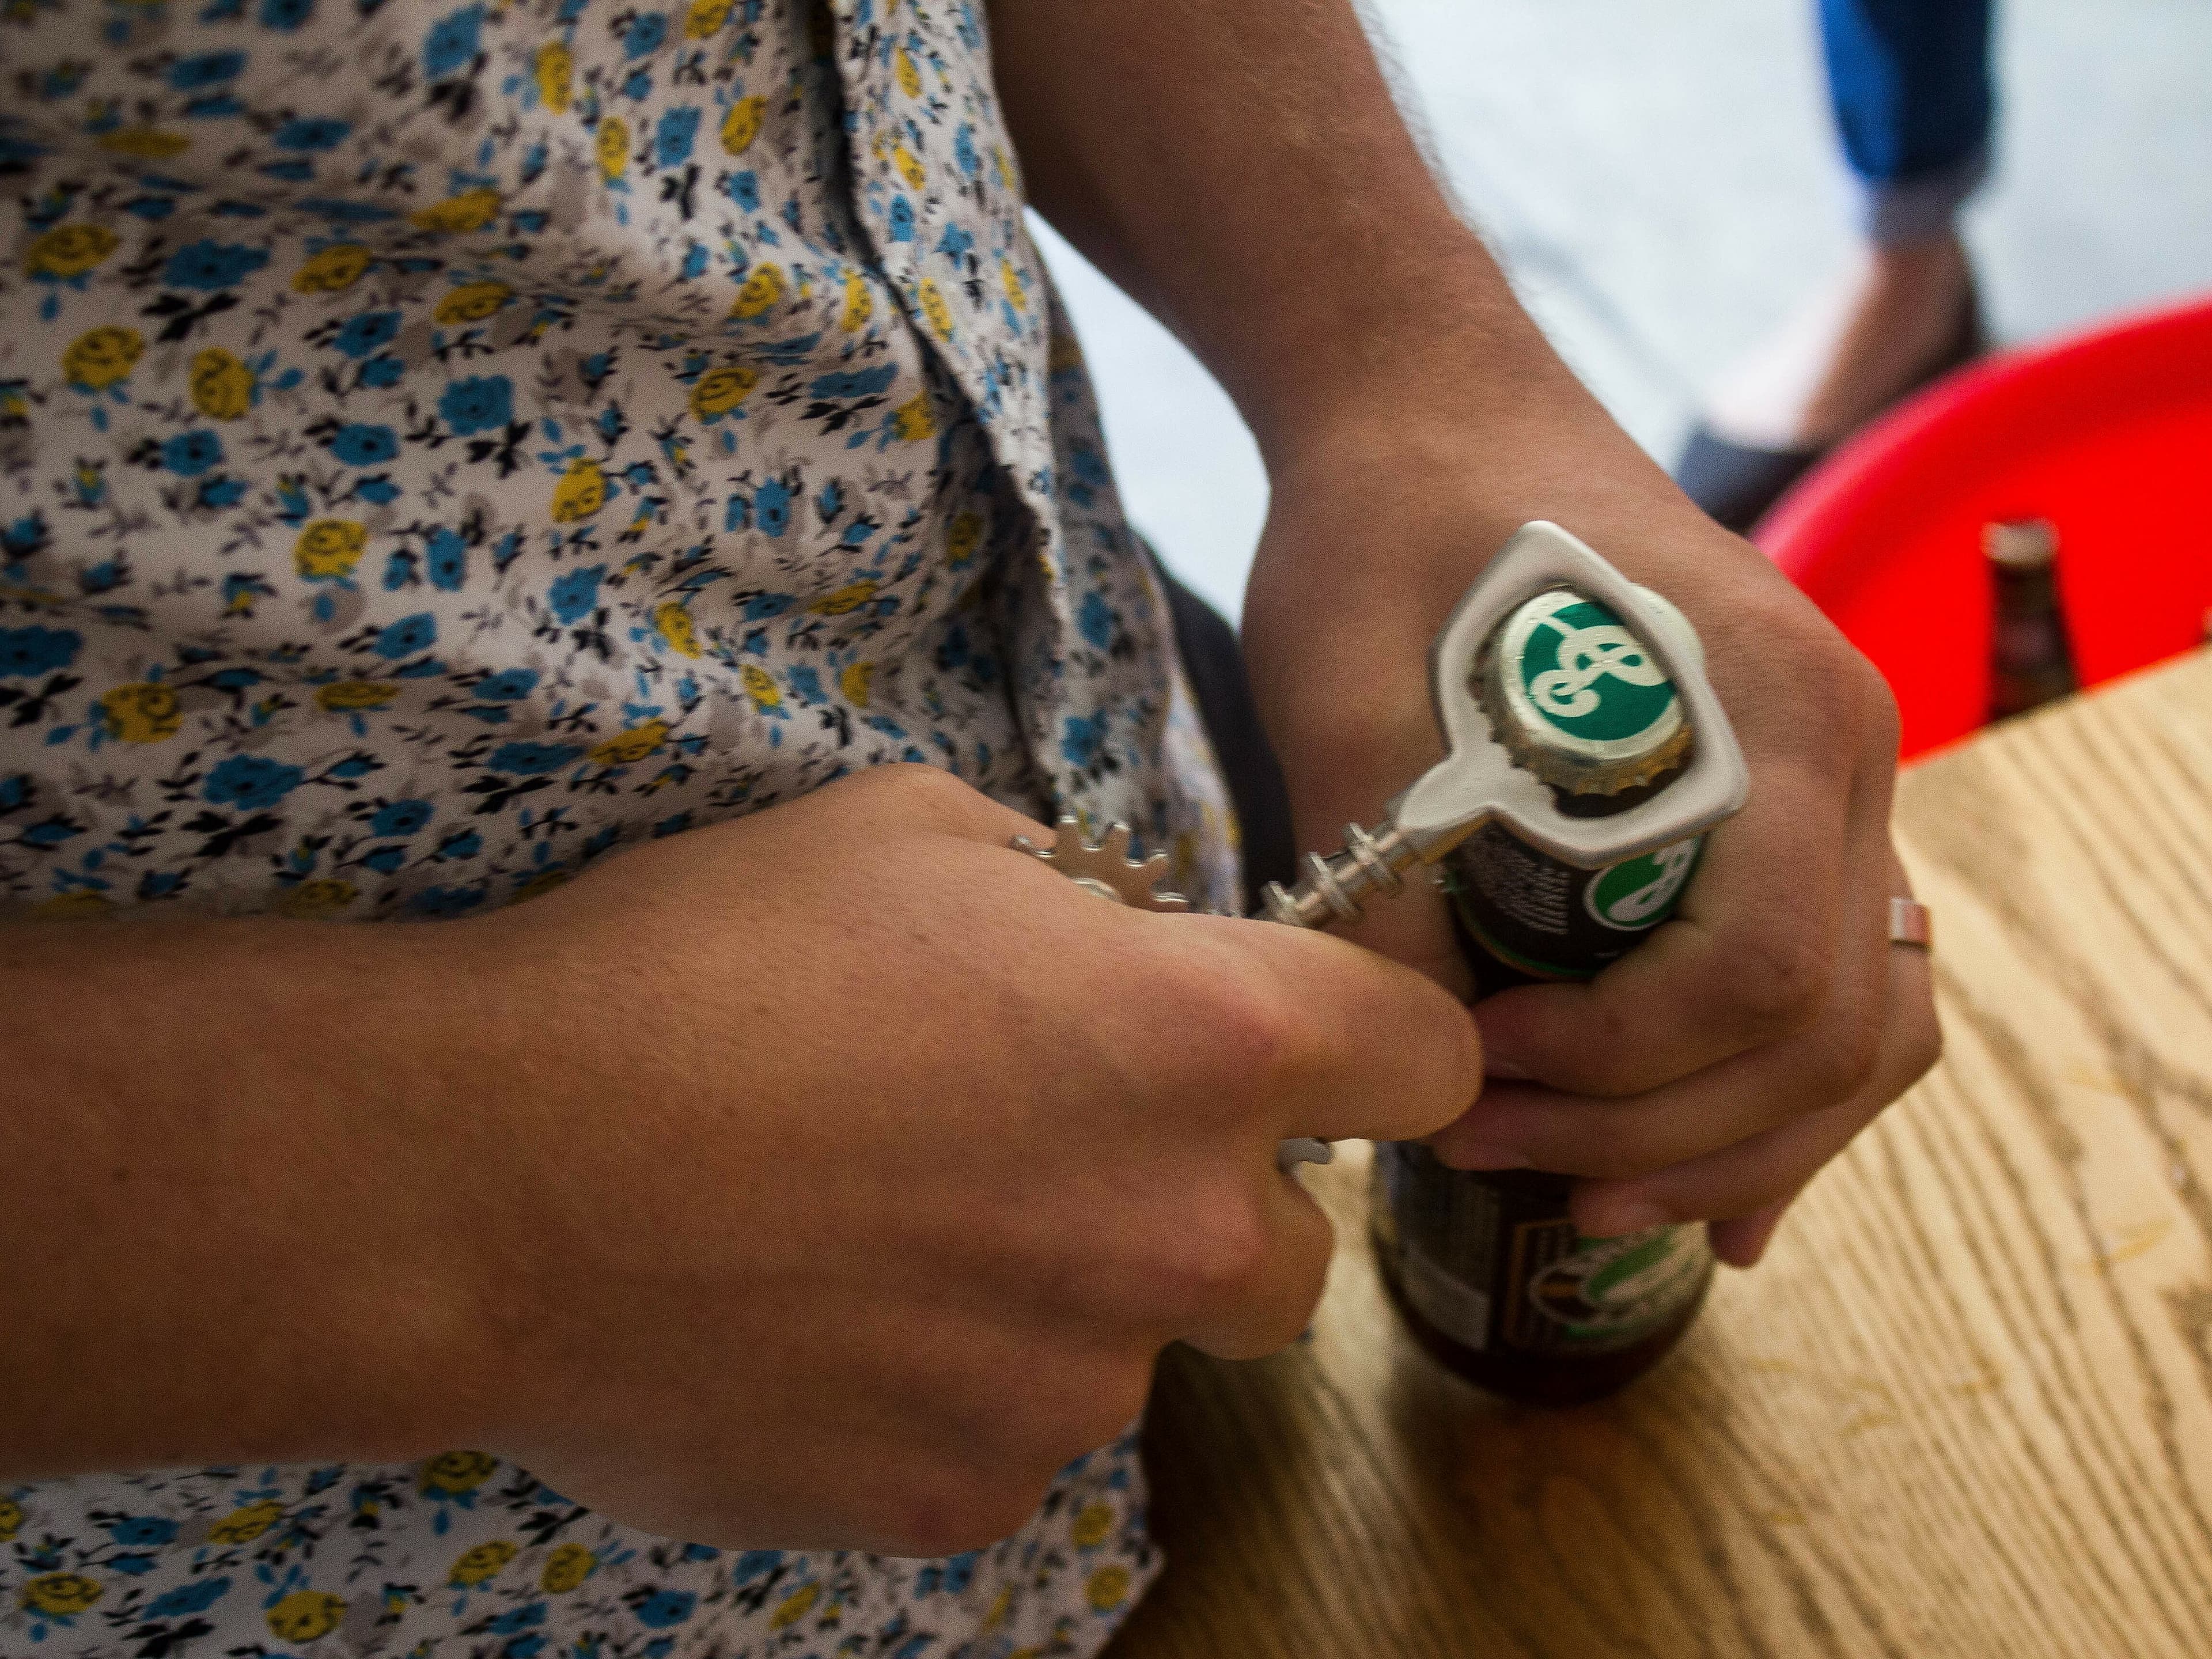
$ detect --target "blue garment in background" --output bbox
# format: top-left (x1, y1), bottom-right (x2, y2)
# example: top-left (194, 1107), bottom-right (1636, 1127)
top-left (1819, 0), bottom-right (1995, 241)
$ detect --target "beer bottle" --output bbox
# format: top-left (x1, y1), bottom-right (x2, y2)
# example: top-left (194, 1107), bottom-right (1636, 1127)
top-left (1372, 584), bottom-right (1714, 1403)
top-left (1986, 520), bottom-right (2077, 721)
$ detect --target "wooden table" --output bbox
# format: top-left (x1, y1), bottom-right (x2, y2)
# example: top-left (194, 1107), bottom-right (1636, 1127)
top-left (1108, 649), bottom-right (2212, 1658)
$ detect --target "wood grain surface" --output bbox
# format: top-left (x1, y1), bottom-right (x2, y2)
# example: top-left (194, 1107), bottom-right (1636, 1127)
top-left (1107, 649), bottom-right (2212, 1659)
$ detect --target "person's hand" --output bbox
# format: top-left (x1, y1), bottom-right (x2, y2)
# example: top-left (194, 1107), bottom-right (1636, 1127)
top-left (456, 764), bottom-right (1479, 1552)
top-left (1241, 403), bottom-right (1940, 1270)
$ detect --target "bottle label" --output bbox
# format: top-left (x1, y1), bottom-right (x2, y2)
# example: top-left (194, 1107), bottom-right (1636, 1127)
top-left (1376, 1143), bottom-right (1711, 1357)
top-left (1445, 824), bottom-right (1703, 982)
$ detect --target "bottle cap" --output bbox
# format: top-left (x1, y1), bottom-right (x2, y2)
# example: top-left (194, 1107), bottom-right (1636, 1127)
top-left (1476, 585), bottom-right (1691, 796)
top-left (1984, 520), bottom-right (2058, 570)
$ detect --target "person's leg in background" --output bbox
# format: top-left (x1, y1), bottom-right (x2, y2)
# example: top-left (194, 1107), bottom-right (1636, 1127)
top-left (1677, 0), bottom-right (1995, 532)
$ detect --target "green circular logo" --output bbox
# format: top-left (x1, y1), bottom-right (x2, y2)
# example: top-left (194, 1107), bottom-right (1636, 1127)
top-left (1586, 839), bottom-right (1699, 931)
top-left (1511, 590), bottom-right (1676, 745)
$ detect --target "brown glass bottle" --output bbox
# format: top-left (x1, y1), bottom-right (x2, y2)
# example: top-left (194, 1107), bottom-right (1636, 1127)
top-left (1987, 520), bottom-right (2078, 721)
top-left (1370, 584), bottom-right (1717, 1403)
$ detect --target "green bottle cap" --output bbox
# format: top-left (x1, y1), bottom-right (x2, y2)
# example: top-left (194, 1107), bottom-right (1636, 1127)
top-left (1478, 585), bottom-right (1692, 796)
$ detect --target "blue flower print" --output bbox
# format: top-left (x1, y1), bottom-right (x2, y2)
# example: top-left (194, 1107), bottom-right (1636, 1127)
top-left (434, 828), bottom-right (483, 860)
top-left (412, 884), bottom-right (484, 918)
top-left (487, 741), bottom-right (583, 775)
top-left (300, 197), bottom-right (397, 224)
top-left (162, 240), bottom-right (270, 291)
top-left (330, 423), bottom-right (399, 465)
top-left (888, 196), bottom-right (915, 242)
top-left (755, 479), bottom-right (791, 537)
top-left (439, 376), bottom-right (512, 435)
top-left (359, 354), bottom-right (405, 388)
top-left (809, 366), bottom-right (897, 399)
top-left (169, 51), bottom-right (247, 89)
top-left (1078, 590), bottom-right (1115, 650)
top-left (373, 613), bottom-right (437, 658)
top-left (0, 626), bottom-right (82, 677)
top-left (475, 668), bottom-right (538, 700)
top-left (488, 1604), bottom-right (547, 1637)
top-left (632, 1590), bottom-right (696, 1629)
top-left (147, 1578), bottom-right (232, 1618)
top-left (331, 311), bottom-right (401, 358)
top-left (274, 116), bottom-right (350, 150)
top-left (425, 528), bottom-right (467, 591)
top-left (423, 5), bottom-right (483, 77)
top-left (361, 844), bottom-right (407, 874)
top-left (623, 10), bottom-right (666, 56)
top-left (102, 1516), bottom-right (180, 1547)
top-left (1060, 714), bottom-right (1103, 768)
top-left (204, 753), bottom-right (305, 810)
top-left (655, 107), bottom-right (700, 168)
top-left (548, 565), bottom-right (604, 624)
top-left (730, 1550), bottom-right (783, 1586)
top-left (724, 171), bottom-right (759, 211)
top-left (369, 798), bottom-right (433, 836)
top-left (161, 431), bottom-right (224, 477)
top-left (258, 0), bottom-right (314, 28)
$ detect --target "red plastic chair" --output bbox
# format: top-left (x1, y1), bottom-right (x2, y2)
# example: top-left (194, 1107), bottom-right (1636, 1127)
top-left (1756, 294), bottom-right (2212, 763)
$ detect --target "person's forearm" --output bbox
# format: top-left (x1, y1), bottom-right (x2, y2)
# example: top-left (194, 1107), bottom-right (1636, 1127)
top-left (0, 913), bottom-right (507, 1480)
top-left (992, 0), bottom-right (1601, 464)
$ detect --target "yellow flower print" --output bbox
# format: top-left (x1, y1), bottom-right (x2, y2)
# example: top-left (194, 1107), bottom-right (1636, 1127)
top-left (654, 601), bottom-right (701, 658)
top-left (729, 263), bottom-right (785, 320)
top-left (720, 95), bottom-right (766, 156)
top-left (536, 39), bottom-right (573, 112)
top-left (589, 718), bottom-right (670, 766)
top-left (315, 680), bottom-right (398, 714)
top-left (97, 127), bottom-right (190, 161)
top-left (740, 663), bottom-right (781, 712)
top-left (98, 681), bottom-right (181, 744)
top-left (20, 1573), bottom-right (103, 1618)
top-left (839, 660), bottom-right (875, 707)
top-left (540, 1542), bottom-right (597, 1594)
top-left (0, 1497), bottom-right (22, 1540)
top-left (1069, 1501), bottom-right (1115, 1548)
top-left (294, 519), bottom-right (368, 579)
top-left (60, 325), bottom-right (143, 391)
top-left (980, 1585), bottom-right (1012, 1631)
top-left (839, 270), bottom-right (872, 332)
top-left (1047, 329), bottom-right (1085, 373)
top-left (33, 892), bottom-right (111, 916)
top-left (809, 578), bottom-right (877, 616)
top-left (889, 391), bottom-right (934, 442)
top-left (190, 348), bottom-right (256, 420)
top-left (597, 116), bottom-right (631, 181)
top-left (265, 1590), bottom-right (346, 1644)
top-left (917, 278), bottom-right (953, 340)
top-left (418, 1448), bottom-right (498, 1494)
top-left (209, 1498), bottom-right (286, 1544)
top-left (24, 223), bottom-right (119, 281)
top-left (1000, 255), bottom-right (1028, 312)
top-left (992, 143), bottom-right (1018, 194)
top-left (293, 243), bottom-right (373, 294)
top-left (410, 187), bottom-right (502, 235)
top-left (1085, 1564), bottom-right (1131, 1613)
top-left (895, 46), bottom-right (922, 97)
top-left (550, 459), bottom-right (607, 522)
top-left (946, 510), bottom-right (983, 569)
top-left (436, 281), bottom-right (514, 324)
top-left (771, 1581), bottom-right (819, 1629)
top-left (279, 878), bottom-right (358, 918)
top-left (688, 364), bottom-right (759, 419)
top-left (893, 145), bottom-right (925, 189)
top-left (448, 1539), bottom-right (517, 1588)
top-left (684, 0), bottom-right (733, 37)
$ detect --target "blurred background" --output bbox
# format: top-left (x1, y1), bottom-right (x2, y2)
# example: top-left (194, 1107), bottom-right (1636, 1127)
top-left (1036, 0), bottom-right (2212, 624)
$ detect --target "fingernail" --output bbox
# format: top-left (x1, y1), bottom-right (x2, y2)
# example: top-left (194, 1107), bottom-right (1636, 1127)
top-left (1580, 1197), bottom-right (1673, 1238)
top-left (1436, 1138), bottom-right (1531, 1172)
top-left (1484, 1055), bottom-right (1533, 1081)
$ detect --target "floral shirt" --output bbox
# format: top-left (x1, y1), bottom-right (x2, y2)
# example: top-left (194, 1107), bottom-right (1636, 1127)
top-left (0, 0), bottom-right (1237, 1650)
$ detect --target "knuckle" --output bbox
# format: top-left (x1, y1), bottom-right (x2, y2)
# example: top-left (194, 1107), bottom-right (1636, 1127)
top-left (1810, 992), bottom-right (1886, 1102)
top-left (1726, 922), bottom-right (1832, 1041)
top-left (1183, 966), bottom-right (1315, 1096)
top-left (1161, 1186), bottom-right (1272, 1310)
